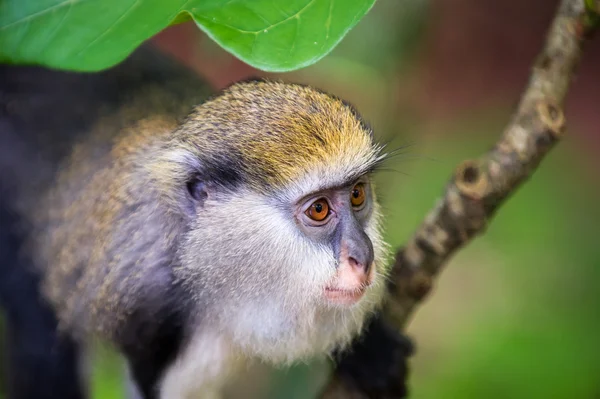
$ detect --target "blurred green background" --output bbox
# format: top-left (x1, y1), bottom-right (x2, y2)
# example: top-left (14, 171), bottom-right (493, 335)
top-left (2, 0), bottom-right (599, 397)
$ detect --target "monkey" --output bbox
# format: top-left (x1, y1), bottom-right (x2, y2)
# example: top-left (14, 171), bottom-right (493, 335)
top-left (0, 46), bottom-right (412, 399)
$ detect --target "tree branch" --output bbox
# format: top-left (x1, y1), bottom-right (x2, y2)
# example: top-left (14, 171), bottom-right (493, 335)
top-left (322, 0), bottom-right (598, 397)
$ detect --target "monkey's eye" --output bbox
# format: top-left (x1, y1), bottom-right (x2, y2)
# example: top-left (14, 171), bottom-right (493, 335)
top-left (305, 199), bottom-right (330, 222)
top-left (351, 183), bottom-right (366, 209)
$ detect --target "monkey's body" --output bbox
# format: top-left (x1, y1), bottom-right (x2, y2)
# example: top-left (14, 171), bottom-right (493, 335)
top-left (1, 48), bottom-right (212, 398)
top-left (0, 48), bottom-right (411, 399)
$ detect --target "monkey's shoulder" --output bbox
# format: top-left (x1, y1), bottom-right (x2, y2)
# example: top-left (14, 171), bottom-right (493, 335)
top-left (0, 45), bottom-right (211, 201)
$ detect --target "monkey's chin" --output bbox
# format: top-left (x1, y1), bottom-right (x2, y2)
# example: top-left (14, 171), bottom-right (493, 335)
top-left (227, 279), bottom-right (385, 366)
top-left (324, 286), bottom-right (366, 306)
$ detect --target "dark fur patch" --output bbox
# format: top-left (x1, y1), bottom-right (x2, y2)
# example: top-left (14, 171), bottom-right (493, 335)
top-left (333, 314), bottom-right (414, 398)
top-left (0, 198), bottom-right (84, 399)
top-left (206, 152), bottom-right (244, 190)
top-left (119, 294), bottom-right (187, 399)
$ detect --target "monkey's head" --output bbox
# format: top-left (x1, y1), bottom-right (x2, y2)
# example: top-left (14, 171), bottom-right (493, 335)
top-left (153, 80), bottom-right (391, 364)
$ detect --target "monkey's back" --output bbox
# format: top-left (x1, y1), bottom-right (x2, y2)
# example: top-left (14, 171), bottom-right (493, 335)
top-left (0, 46), bottom-right (212, 336)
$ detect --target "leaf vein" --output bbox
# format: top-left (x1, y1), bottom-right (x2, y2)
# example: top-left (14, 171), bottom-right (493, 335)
top-left (249, 34), bottom-right (258, 57)
top-left (258, 0), bottom-right (316, 34)
top-left (73, 0), bottom-right (141, 57)
top-left (13, 19), bottom-right (31, 52)
top-left (0, 0), bottom-right (82, 31)
top-left (37, 1), bottom-right (73, 55)
top-left (200, 0), bottom-right (318, 35)
top-left (271, 2), bottom-right (292, 19)
top-left (195, 16), bottom-right (258, 35)
top-left (325, 0), bottom-right (333, 41)
top-left (287, 16), bottom-right (299, 58)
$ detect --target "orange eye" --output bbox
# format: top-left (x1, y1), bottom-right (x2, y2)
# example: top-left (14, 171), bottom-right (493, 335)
top-left (351, 184), bottom-right (366, 208)
top-left (305, 199), bottom-right (330, 222)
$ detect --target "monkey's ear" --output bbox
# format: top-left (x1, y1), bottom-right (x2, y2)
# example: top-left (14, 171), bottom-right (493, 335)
top-left (186, 177), bottom-right (208, 205)
top-left (147, 147), bottom-right (209, 217)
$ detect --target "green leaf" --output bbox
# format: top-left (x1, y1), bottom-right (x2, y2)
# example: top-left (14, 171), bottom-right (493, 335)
top-left (0, 0), bottom-right (376, 72)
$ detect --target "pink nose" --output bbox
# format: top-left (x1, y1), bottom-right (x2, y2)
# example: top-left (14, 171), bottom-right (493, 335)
top-left (324, 257), bottom-right (374, 306)
top-left (348, 256), bottom-right (370, 274)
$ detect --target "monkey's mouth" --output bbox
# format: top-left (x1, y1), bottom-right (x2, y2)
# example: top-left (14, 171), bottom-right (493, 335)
top-left (324, 286), bottom-right (366, 306)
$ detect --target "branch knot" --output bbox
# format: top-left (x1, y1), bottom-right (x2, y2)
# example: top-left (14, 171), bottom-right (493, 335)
top-left (536, 101), bottom-right (566, 138)
top-left (455, 160), bottom-right (488, 200)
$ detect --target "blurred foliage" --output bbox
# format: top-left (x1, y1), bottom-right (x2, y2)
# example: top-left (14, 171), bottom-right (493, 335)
top-left (0, 0), bottom-right (375, 72)
top-left (318, 0), bottom-right (428, 71)
top-left (91, 348), bottom-right (124, 399)
top-left (379, 118), bottom-right (600, 399)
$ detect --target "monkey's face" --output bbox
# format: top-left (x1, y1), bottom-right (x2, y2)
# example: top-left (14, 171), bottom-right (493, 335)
top-left (165, 80), bottom-right (391, 364)
top-left (177, 174), bottom-right (389, 365)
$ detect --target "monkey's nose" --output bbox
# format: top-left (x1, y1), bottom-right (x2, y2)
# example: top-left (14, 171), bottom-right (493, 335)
top-left (324, 256), bottom-right (373, 306)
top-left (348, 256), bottom-right (370, 274)
top-left (344, 230), bottom-right (374, 276)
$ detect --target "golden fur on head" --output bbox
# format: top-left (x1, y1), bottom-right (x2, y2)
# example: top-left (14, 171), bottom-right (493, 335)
top-left (168, 80), bottom-right (385, 194)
